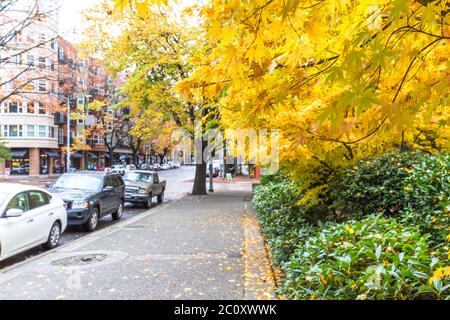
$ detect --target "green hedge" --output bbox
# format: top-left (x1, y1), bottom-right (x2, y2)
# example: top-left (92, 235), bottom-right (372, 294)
top-left (253, 151), bottom-right (450, 300)
top-left (329, 151), bottom-right (425, 220)
top-left (253, 180), bottom-right (316, 266)
top-left (281, 215), bottom-right (442, 300)
top-left (402, 153), bottom-right (450, 244)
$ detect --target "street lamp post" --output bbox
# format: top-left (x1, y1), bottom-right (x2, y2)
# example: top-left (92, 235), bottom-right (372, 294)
top-left (66, 96), bottom-right (71, 173)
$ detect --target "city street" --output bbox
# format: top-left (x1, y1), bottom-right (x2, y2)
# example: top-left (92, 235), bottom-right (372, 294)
top-left (0, 166), bottom-right (196, 270)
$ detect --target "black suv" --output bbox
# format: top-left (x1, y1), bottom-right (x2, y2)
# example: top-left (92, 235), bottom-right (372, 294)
top-left (48, 172), bottom-right (125, 231)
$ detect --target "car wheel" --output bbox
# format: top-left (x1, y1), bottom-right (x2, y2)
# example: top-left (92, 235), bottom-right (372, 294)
top-left (112, 201), bottom-right (124, 221)
top-left (43, 222), bottom-right (61, 250)
top-left (157, 191), bottom-right (164, 203)
top-left (84, 207), bottom-right (99, 232)
top-left (144, 195), bottom-right (152, 209)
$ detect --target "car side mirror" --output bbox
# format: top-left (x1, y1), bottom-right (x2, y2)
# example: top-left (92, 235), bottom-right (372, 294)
top-left (5, 208), bottom-right (24, 218)
top-left (45, 182), bottom-right (53, 188)
top-left (103, 186), bottom-right (114, 192)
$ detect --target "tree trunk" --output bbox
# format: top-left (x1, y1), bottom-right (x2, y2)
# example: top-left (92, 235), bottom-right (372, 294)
top-left (192, 162), bottom-right (207, 195)
top-left (192, 140), bottom-right (208, 195)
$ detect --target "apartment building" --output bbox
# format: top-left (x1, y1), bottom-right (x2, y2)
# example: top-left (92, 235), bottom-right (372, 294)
top-left (0, 1), bottom-right (134, 177)
top-left (0, 0), bottom-right (60, 176)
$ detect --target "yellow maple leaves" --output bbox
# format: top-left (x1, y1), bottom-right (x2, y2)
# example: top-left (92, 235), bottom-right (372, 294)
top-left (107, 0), bottom-right (449, 203)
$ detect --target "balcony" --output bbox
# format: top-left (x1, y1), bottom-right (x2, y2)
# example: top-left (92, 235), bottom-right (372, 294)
top-left (54, 113), bottom-right (77, 127)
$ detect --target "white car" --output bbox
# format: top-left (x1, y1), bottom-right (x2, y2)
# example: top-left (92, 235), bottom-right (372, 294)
top-left (0, 184), bottom-right (67, 262)
top-left (125, 164), bottom-right (137, 172)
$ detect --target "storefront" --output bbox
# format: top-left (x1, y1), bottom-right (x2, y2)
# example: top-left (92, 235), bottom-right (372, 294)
top-left (71, 152), bottom-right (84, 170)
top-left (87, 152), bottom-right (98, 171)
top-left (41, 149), bottom-right (60, 175)
top-left (6, 149), bottom-right (30, 176)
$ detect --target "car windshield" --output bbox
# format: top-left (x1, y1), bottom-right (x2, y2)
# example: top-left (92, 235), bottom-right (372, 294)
top-left (123, 172), bottom-right (152, 183)
top-left (0, 193), bottom-right (8, 207)
top-left (52, 175), bottom-right (103, 192)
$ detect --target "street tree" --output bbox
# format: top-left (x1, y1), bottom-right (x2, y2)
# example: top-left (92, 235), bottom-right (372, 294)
top-left (83, 1), bottom-right (212, 195)
top-left (86, 99), bottom-right (131, 162)
top-left (0, 141), bottom-right (10, 160)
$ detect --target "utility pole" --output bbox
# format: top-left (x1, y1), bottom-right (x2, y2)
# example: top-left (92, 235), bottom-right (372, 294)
top-left (208, 149), bottom-right (215, 193)
top-left (66, 95), bottom-right (71, 173)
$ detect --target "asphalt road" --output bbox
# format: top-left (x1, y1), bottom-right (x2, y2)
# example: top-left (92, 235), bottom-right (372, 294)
top-left (0, 166), bottom-right (196, 270)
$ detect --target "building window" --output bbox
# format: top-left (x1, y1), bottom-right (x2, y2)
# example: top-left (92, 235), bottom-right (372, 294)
top-left (27, 125), bottom-right (35, 137)
top-left (38, 103), bottom-right (46, 115)
top-left (49, 127), bottom-right (55, 138)
top-left (8, 102), bottom-right (18, 113)
top-left (38, 80), bottom-right (47, 92)
top-left (58, 129), bottom-right (64, 144)
top-left (9, 125), bottom-right (22, 137)
top-left (93, 135), bottom-right (104, 145)
top-left (27, 102), bottom-right (35, 113)
top-left (50, 38), bottom-right (56, 50)
top-left (58, 48), bottom-right (64, 61)
top-left (27, 55), bottom-right (35, 67)
top-left (38, 57), bottom-right (46, 68)
top-left (38, 126), bottom-right (46, 137)
top-left (23, 80), bottom-right (35, 92)
top-left (38, 33), bottom-right (46, 42)
top-left (78, 117), bottom-right (84, 124)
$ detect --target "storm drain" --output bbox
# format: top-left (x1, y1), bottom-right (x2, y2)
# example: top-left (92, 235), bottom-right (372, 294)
top-left (51, 254), bottom-right (110, 267)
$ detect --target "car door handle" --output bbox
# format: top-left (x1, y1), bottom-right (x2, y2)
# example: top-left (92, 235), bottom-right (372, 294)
top-left (27, 218), bottom-right (34, 223)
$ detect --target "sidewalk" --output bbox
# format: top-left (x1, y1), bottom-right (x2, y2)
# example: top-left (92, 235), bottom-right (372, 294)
top-left (0, 185), bottom-right (276, 300)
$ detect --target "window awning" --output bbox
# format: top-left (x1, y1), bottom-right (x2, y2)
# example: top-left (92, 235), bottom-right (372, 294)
top-left (42, 149), bottom-right (60, 158)
top-left (71, 152), bottom-right (83, 159)
top-left (87, 152), bottom-right (98, 159)
top-left (11, 149), bottom-right (28, 158)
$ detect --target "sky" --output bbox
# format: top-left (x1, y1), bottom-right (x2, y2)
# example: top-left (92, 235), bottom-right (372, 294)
top-left (58, 0), bottom-right (102, 42)
top-left (57, 0), bottom-right (201, 43)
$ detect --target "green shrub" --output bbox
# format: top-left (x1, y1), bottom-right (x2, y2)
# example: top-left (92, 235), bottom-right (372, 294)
top-left (253, 180), bottom-right (316, 266)
top-left (329, 150), bottom-right (424, 220)
top-left (402, 153), bottom-right (450, 243)
top-left (281, 215), bottom-right (440, 300)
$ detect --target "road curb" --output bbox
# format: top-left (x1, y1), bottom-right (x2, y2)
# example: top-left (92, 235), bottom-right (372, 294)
top-left (243, 201), bottom-right (277, 300)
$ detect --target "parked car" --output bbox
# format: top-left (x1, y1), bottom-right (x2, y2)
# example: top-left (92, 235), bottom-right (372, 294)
top-left (111, 164), bottom-right (126, 175)
top-left (47, 172), bottom-right (125, 232)
top-left (0, 184), bottom-right (67, 262)
top-left (173, 162), bottom-right (181, 169)
top-left (139, 163), bottom-right (150, 170)
top-left (161, 163), bottom-right (171, 170)
top-left (123, 171), bottom-right (166, 209)
top-left (125, 164), bottom-right (137, 172)
top-left (153, 164), bottom-right (161, 171)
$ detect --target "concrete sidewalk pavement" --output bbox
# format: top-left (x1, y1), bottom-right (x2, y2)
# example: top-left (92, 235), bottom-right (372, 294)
top-left (0, 185), bottom-right (276, 300)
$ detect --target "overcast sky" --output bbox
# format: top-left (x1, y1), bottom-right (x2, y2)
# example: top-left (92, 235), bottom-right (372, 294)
top-left (58, 0), bottom-right (102, 42)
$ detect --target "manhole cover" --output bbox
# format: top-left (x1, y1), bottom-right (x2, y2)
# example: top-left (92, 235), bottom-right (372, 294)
top-left (51, 254), bottom-right (110, 267)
